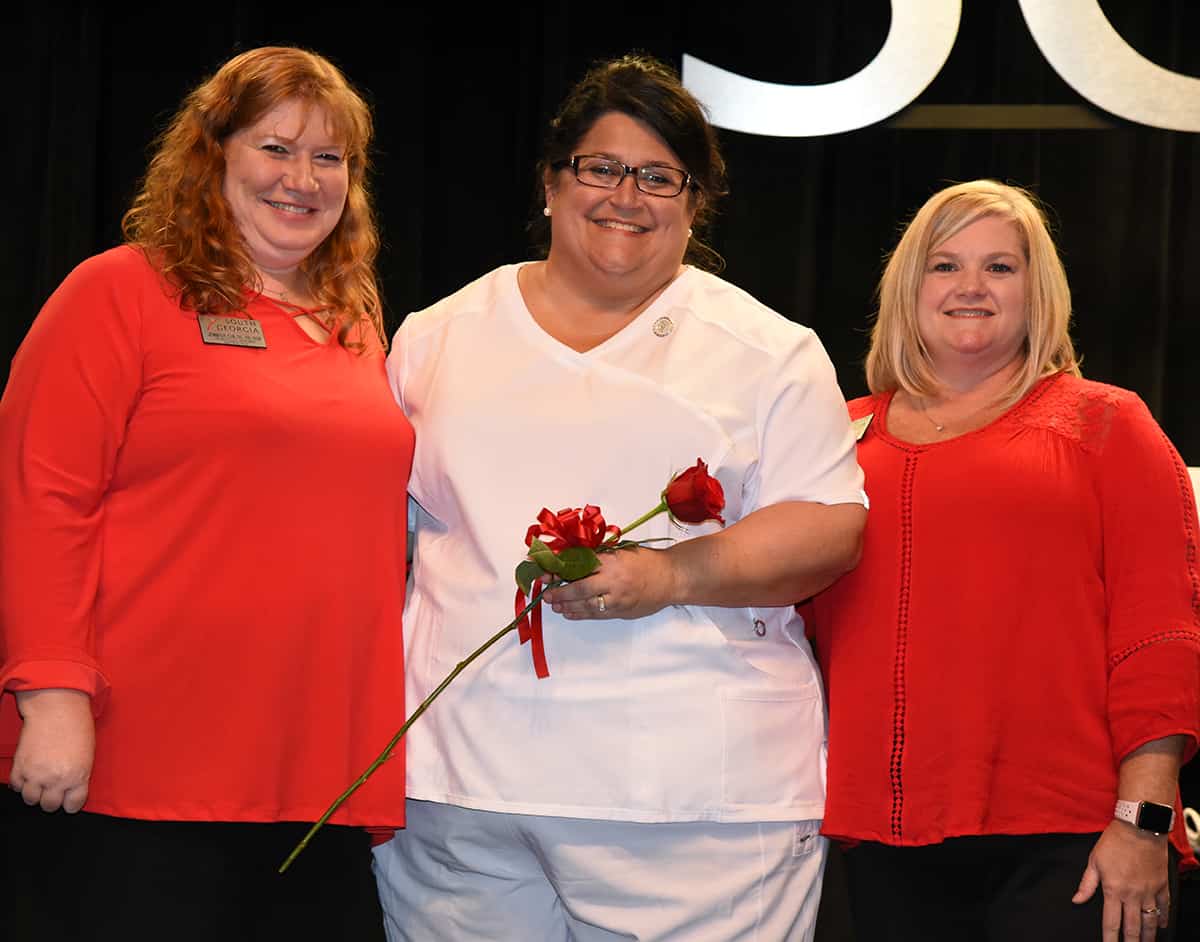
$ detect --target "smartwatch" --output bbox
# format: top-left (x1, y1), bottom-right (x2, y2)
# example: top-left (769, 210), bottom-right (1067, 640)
top-left (1114, 799), bottom-right (1175, 835)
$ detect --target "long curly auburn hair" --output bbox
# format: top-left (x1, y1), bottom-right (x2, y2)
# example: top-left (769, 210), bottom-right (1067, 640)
top-left (122, 46), bottom-right (383, 347)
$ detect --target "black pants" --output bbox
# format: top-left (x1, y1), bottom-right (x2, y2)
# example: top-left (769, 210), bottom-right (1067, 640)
top-left (1, 788), bottom-right (386, 941)
top-left (843, 833), bottom-right (1180, 942)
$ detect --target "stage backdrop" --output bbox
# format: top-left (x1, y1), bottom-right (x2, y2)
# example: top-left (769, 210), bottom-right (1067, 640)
top-left (6, 0), bottom-right (1199, 458)
top-left (7, 1), bottom-right (1199, 461)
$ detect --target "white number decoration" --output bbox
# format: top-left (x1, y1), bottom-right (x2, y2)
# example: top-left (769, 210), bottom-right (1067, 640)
top-left (683, 0), bottom-right (1199, 137)
top-left (1018, 0), bottom-right (1200, 133)
top-left (681, 1), bottom-right (960, 137)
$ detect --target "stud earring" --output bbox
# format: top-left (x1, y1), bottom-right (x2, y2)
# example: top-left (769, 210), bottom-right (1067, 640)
top-left (543, 206), bottom-right (552, 217)
top-left (687, 228), bottom-right (693, 238)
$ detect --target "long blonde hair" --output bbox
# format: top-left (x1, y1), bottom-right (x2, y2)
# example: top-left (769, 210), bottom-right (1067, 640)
top-left (866, 180), bottom-right (1080, 403)
top-left (122, 46), bottom-right (383, 347)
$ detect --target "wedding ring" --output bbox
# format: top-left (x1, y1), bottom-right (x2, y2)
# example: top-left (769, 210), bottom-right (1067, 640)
top-left (596, 594), bottom-right (606, 613)
top-left (1141, 907), bottom-right (1161, 916)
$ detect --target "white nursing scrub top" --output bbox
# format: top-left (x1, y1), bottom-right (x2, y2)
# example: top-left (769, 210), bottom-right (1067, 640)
top-left (388, 264), bottom-right (866, 823)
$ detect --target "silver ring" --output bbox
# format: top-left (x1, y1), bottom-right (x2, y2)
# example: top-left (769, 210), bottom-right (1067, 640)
top-left (596, 594), bottom-right (606, 613)
top-left (1141, 907), bottom-right (1161, 916)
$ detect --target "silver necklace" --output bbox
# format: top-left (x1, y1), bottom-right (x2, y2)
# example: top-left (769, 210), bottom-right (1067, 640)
top-left (918, 400), bottom-right (947, 433)
top-left (917, 395), bottom-right (1000, 435)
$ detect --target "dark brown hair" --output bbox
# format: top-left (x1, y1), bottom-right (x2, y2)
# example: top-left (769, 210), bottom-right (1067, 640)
top-left (533, 54), bottom-right (728, 271)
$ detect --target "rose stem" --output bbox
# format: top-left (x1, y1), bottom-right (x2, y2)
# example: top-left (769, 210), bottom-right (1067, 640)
top-left (278, 585), bottom-right (551, 874)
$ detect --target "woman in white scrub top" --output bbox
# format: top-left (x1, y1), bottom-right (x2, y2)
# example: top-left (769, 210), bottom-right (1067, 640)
top-left (374, 53), bottom-right (868, 942)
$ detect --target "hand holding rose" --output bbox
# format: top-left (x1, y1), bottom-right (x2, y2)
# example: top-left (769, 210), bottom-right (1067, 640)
top-left (546, 545), bottom-right (680, 621)
top-left (521, 460), bottom-right (726, 632)
top-left (542, 458), bottom-right (730, 621)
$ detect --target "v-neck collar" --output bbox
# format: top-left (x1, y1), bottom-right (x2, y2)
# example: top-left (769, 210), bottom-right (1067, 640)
top-left (503, 262), bottom-right (693, 363)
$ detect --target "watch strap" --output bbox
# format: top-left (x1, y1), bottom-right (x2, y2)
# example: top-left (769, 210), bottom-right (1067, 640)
top-left (1114, 799), bottom-right (1175, 834)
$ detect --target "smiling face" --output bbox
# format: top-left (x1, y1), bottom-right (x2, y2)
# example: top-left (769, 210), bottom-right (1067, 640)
top-left (917, 214), bottom-right (1030, 381)
top-left (544, 111), bottom-right (698, 296)
top-left (221, 97), bottom-right (349, 281)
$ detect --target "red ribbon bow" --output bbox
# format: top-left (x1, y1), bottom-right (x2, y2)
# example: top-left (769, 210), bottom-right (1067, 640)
top-left (513, 505), bottom-right (619, 678)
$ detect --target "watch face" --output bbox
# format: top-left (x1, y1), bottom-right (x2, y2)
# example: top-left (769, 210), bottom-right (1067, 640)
top-left (1137, 802), bottom-right (1174, 833)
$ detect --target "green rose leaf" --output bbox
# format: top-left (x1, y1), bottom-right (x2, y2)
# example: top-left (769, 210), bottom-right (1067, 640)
top-left (515, 560), bottom-right (545, 596)
top-left (555, 546), bottom-right (599, 581)
top-left (527, 538), bottom-right (565, 575)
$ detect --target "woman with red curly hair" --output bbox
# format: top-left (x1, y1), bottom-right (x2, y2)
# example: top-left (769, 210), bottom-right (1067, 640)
top-left (0, 47), bottom-right (411, 939)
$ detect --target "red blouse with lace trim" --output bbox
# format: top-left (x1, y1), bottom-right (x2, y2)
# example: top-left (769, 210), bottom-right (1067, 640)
top-left (810, 373), bottom-right (1200, 862)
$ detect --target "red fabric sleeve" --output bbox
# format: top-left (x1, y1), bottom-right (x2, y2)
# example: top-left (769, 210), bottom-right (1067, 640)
top-left (0, 252), bottom-right (148, 712)
top-left (1097, 393), bottom-right (1200, 764)
top-left (366, 826), bottom-right (396, 846)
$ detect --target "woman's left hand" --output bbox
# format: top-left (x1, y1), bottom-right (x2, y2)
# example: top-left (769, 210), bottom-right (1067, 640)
top-left (1071, 820), bottom-right (1170, 941)
top-left (545, 547), bottom-right (678, 621)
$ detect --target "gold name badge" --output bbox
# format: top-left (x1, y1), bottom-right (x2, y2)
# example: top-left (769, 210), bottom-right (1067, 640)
top-left (851, 414), bottom-right (874, 442)
top-left (198, 316), bottom-right (267, 349)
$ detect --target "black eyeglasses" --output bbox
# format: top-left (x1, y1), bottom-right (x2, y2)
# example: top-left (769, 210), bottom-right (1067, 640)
top-left (556, 155), bottom-right (694, 198)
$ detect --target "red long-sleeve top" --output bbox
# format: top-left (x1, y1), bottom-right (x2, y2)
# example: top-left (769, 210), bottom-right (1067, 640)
top-left (0, 246), bottom-right (412, 826)
top-left (811, 374), bottom-right (1200, 862)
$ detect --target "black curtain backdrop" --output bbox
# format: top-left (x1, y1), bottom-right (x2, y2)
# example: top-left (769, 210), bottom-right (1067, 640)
top-left (4, 0), bottom-right (1200, 933)
top-left (7, 0), bottom-right (1200, 459)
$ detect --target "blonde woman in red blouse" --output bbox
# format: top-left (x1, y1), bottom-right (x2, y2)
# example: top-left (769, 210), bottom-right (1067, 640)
top-left (810, 180), bottom-right (1200, 942)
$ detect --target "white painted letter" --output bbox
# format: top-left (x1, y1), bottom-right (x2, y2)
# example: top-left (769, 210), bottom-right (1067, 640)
top-left (1019, 0), bottom-right (1200, 132)
top-left (682, 0), bottom-right (961, 137)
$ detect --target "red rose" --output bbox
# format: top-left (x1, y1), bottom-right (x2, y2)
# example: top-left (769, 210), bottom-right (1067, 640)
top-left (663, 460), bottom-right (726, 526)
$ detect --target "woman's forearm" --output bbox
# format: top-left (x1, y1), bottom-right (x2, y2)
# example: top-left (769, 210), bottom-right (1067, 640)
top-left (666, 500), bottom-right (866, 608)
top-left (1116, 735), bottom-right (1187, 807)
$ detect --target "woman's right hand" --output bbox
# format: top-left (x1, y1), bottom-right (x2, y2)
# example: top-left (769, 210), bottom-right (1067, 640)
top-left (10, 688), bottom-right (94, 812)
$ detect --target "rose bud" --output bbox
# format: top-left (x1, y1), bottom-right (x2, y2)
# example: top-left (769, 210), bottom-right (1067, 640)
top-left (663, 459), bottom-right (726, 526)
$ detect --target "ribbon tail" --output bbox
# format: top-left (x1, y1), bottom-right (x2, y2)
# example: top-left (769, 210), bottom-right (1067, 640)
top-left (513, 580), bottom-right (550, 678)
top-left (528, 579), bottom-right (550, 679)
top-left (514, 587), bottom-right (532, 643)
